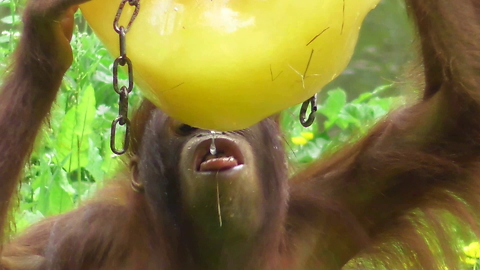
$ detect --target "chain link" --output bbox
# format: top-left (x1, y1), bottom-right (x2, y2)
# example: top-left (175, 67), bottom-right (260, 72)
top-left (110, 0), bottom-right (140, 155)
top-left (299, 94), bottom-right (317, 127)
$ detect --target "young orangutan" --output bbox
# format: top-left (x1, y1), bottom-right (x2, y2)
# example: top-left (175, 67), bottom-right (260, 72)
top-left (1, 0), bottom-right (480, 269)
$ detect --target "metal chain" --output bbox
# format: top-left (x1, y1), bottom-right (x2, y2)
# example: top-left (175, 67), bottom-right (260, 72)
top-left (110, 0), bottom-right (315, 146)
top-left (299, 94), bottom-right (317, 127)
top-left (110, 0), bottom-right (140, 155)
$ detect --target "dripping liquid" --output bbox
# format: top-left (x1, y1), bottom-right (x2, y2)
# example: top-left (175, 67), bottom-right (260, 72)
top-left (210, 130), bottom-right (217, 155)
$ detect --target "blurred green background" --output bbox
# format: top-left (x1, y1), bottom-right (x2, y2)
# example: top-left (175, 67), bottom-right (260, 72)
top-left (327, 0), bottom-right (413, 95)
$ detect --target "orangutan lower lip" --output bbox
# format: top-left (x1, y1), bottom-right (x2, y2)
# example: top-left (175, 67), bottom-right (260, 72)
top-left (195, 138), bottom-right (244, 172)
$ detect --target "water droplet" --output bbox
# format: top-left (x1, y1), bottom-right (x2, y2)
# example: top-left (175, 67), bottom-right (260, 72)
top-left (210, 130), bottom-right (217, 155)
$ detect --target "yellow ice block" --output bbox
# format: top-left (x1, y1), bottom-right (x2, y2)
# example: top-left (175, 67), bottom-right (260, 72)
top-left (81, 0), bottom-right (380, 131)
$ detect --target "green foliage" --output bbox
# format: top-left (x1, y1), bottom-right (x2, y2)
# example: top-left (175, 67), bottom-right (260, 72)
top-left (281, 85), bottom-right (404, 164)
top-left (2, 8), bottom-right (133, 231)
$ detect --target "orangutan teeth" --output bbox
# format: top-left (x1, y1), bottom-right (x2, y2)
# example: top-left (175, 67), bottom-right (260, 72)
top-left (204, 153), bottom-right (229, 162)
top-left (194, 137), bottom-right (245, 172)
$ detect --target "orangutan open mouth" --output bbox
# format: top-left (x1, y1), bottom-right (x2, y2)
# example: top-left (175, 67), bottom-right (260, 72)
top-left (195, 138), bottom-right (245, 172)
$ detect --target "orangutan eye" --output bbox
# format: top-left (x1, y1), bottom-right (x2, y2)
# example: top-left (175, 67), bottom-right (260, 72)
top-left (170, 118), bottom-right (198, 136)
top-left (178, 124), bottom-right (197, 134)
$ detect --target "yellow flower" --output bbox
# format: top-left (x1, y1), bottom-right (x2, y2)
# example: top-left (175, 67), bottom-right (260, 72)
top-left (464, 257), bottom-right (478, 265)
top-left (300, 132), bottom-right (314, 140)
top-left (291, 136), bottom-right (308, 145)
top-left (464, 242), bottom-right (480, 258)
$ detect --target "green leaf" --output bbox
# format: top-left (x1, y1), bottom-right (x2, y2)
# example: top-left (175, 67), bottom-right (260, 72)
top-left (318, 89), bottom-right (347, 130)
top-left (0, 35), bottom-right (10, 44)
top-left (318, 89), bottom-right (347, 118)
top-left (55, 85), bottom-right (96, 172)
top-left (101, 138), bottom-right (121, 178)
top-left (14, 210), bottom-right (44, 233)
top-left (86, 139), bottom-right (104, 181)
top-left (32, 157), bottom-right (74, 216)
top-left (80, 183), bottom-right (99, 202)
top-left (0, 15), bottom-right (20, 25)
top-left (352, 84), bottom-right (393, 104)
top-left (46, 169), bottom-right (74, 216)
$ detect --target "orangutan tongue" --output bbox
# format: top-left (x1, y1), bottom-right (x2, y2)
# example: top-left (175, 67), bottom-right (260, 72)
top-left (200, 156), bottom-right (238, 172)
